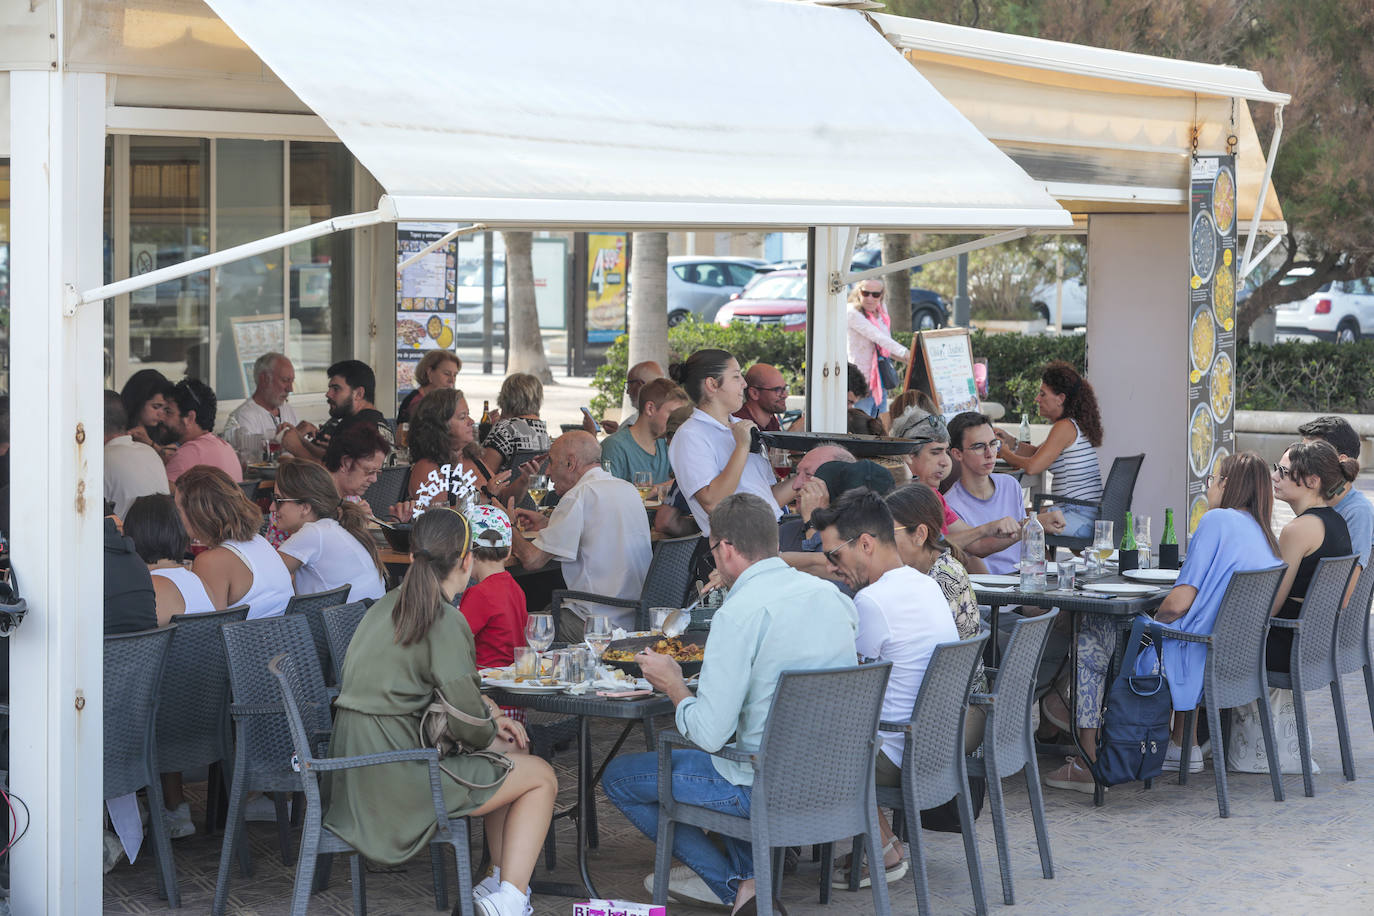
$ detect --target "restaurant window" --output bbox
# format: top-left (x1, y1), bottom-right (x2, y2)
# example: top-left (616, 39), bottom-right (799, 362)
top-left (288, 142), bottom-right (354, 394)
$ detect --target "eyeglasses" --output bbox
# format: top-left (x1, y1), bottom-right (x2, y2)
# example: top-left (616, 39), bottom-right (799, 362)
top-left (1205, 474), bottom-right (1227, 486)
top-left (959, 439), bottom-right (1002, 455)
top-left (749, 384), bottom-right (788, 396)
top-left (859, 289), bottom-right (884, 298)
top-left (708, 537), bottom-right (730, 555)
top-left (272, 495), bottom-right (304, 506)
top-left (1272, 463), bottom-right (1294, 480)
top-left (822, 536), bottom-right (858, 564)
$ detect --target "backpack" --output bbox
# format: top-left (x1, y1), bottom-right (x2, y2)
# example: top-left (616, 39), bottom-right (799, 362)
top-left (1090, 616), bottom-right (1173, 786)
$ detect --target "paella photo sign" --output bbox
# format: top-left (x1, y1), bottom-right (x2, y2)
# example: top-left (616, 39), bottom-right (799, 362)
top-left (1185, 155), bottom-right (1238, 538)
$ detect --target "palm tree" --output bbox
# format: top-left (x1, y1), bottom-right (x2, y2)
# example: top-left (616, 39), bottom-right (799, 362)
top-left (626, 232), bottom-right (670, 411)
top-left (503, 231), bottom-right (552, 384)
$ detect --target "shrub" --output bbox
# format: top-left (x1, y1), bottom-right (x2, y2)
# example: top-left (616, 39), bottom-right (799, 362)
top-left (590, 318), bottom-right (807, 416)
top-left (1234, 341), bottom-right (1374, 413)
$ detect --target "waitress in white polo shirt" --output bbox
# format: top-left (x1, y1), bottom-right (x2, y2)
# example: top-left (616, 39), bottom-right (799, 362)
top-left (667, 349), bottom-right (796, 536)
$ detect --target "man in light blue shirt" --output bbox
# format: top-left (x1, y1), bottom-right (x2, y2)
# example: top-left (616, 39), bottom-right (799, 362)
top-left (603, 493), bottom-right (858, 913)
top-left (1299, 416), bottom-right (1373, 568)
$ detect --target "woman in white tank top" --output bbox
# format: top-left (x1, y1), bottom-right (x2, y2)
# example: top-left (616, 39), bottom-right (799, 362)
top-left (174, 466), bottom-right (294, 619)
top-left (273, 458), bottom-right (387, 603)
top-left (123, 494), bottom-right (217, 626)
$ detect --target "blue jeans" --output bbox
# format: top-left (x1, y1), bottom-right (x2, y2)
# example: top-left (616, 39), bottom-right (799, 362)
top-left (1056, 503), bottom-right (1096, 540)
top-left (603, 749), bottom-right (754, 903)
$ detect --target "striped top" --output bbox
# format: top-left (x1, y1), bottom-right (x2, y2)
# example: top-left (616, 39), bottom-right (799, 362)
top-left (1047, 420), bottom-right (1102, 502)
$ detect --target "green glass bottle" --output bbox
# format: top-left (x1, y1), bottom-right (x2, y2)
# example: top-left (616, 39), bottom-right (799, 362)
top-left (1159, 508), bottom-right (1180, 569)
top-left (1118, 510), bottom-right (1139, 572)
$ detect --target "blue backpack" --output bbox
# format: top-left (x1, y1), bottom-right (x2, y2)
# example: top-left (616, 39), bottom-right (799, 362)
top-left (1090, 616), bottom-right (1173, 786)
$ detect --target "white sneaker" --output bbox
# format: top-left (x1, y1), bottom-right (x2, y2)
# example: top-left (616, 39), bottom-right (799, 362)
top-left (473, 874), bottom-right (502, 901)
top-left (243, 794), bottom-right (280, 823)
top-left (643, 865), bottom-right (728, 908)
top-left (102, 831), bottom-right (125, 874)
top-left (475, 883), bottom-right (533, 916)
top-left (162, 801), bottom-right (196, 839)
top-left (1161, 741), bottom-right (1204, 774)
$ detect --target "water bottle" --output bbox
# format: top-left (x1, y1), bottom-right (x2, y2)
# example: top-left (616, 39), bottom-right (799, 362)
top-left (1018, 413), bottom-right (1032, 444)
top-left (1020, 513), bottom-right (1047, 592)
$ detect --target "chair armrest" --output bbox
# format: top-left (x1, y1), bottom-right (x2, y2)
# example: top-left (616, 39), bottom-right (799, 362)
top-left (1152, 625), bottom-right (1211, 644)
top-left (878, 719), bottom-right (911, 734)
top-left (1268, 618), bottom-right (1299, 630)
top-left (308, 747), bottom-right (441, 772)
top-left (981, 666), bottom-right (999, 681)
top-left (552, 590), bottom-right (642, 611)
top-left (326, 686), bottom-right (340, 701)
top-left (655, 728), bottom-right (755, 763)
top-left (969, 693), bottom-right (993, 707)
top-left (1035, 493), bottom-right (1100, 509)
top-left (230, 702), bottom-right (282, 718)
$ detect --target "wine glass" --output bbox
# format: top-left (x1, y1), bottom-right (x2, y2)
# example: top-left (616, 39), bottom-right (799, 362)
top-left (584, 615), bottom-right (613, 660)
top-left (527, 474), bottom-right (550, 508)
top-left (633, 470), bottom-right (654, 502)
top-left (525, 613), bottom-right (554, 672)
top-left (1088, 520), bottom-right (1114, 577)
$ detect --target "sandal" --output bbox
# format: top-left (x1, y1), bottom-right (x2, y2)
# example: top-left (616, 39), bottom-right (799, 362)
top-left (831, 837), bottom-right (908, 888)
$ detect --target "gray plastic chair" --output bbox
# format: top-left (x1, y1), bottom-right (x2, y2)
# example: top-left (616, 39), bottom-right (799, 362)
top-left (1333, 558), bottom-right (1374, 734)
top-left (1162, 565), bottom-right (1289, 817)
top-left (105, 625), bottom-right (179, 908)
top-left (321, 600), bottom-right (371, 685)
top-left (284, 585), bottom-right (352, 685)
top-left (551, 534), bottom-right (702, 633)
top-left (969, 613), bottom-right (1056, 905)
top-left (362, 464), bottom-right (412, 518)
top-left (653, 662), bottom-right (893, 916)
top-left (871, 632), bottom-right (990, 916)
top-left (156, 605), bottom-right (249, 833)
top-left (1266, 553), bottom-right (1358, 796)
top-left (1034, 454), bottom-right (1143, 553)
top-left (268, 652), bottom-right (476, 916)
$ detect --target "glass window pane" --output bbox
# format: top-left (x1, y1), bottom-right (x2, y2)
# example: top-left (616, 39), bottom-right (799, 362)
top-left (288, 142), bottom-right (353, 395)
top-left (215, 139), bottom-right (285, 401)
top-left (723, 262), bottom-right (758, 286)
top-left (128, 137), bottom-right (211, 387)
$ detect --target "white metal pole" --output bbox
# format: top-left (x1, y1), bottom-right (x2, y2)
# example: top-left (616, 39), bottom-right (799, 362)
top-left (808, 227), bottom-right (853, 433)
top-left (9, 68), bottom-right (108, 914)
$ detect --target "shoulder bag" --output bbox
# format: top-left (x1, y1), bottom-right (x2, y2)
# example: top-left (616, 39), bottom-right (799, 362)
top-left (420, 687), bottom-right (514, 789)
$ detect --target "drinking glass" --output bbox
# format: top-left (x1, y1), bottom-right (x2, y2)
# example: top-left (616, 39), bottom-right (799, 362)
top-left (584, 615), bottom-right (614, 659)
top-left (633, 471), bottom-right (654, 502)
top-left (1088, 520), bottom-right (1114, 577)
top-left (650, 607), bottom-right (675, 633)
top-left (512, 646), bottom-right (539, 679)
top-left (527, 474), bottom-right (551, 508)
top-left (1134, 515), bottom-right (1152, 569)
top-left (525, 613), bottom-right (554, 658)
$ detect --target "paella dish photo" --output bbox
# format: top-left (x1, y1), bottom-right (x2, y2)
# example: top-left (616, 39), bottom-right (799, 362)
top-left (1189, 403), bottom-right (1214, 478)
top-left (1189, 493), bottom-right (1210, 536)
top-left (1191, 209), bottom-right (1218, 284)
top-left (1212, 167), bottom-right (1236, 235)
top-left (1191, 306), bottom-right (1217, 376)
top-left (1213, 261), bottom-right (1235, 330)
top-left (1209, 351), bottom-right (1234, 421)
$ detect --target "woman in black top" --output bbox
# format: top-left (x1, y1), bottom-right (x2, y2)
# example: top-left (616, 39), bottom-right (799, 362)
top-left (1267, 440), bottom-right (1356, 672)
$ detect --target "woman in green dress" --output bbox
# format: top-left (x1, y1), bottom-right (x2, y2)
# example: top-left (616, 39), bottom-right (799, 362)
top-left (324, 507), bottom-right (557, 916)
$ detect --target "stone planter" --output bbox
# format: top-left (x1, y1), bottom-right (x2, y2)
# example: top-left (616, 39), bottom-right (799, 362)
top-left (972, 318), bottom-right (1049, 335)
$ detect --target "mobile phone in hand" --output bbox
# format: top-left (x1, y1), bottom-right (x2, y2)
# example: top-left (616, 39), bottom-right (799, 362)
top-left (580, 407), bottom-right (601, 433)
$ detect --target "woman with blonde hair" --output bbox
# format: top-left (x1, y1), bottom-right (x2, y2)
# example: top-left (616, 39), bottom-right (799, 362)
top-left (481, 373), bottom-right (552, 473)
top-left (324, 507), bottom-right (557, 916)
top-left (274, 458), bottom-right (387, 602)
top-left (397, 349), bottom-right (462, 424)
top-left (846, 278), bottom-right (910, 423)
top-left (175, 465), bottom-right (293, 618)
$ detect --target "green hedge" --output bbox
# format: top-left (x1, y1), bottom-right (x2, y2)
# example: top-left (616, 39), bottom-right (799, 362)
top-left (969, 331), bottom-right (1086, 419)
top-left (1234, 341), bottom-right (1374, 413)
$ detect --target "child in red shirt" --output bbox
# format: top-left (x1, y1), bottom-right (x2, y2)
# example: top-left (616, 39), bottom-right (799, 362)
top-left (460, 505), bottom-right (528, 722)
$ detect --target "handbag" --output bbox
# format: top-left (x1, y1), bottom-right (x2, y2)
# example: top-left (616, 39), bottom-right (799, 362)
top-left (420, 687), bottom-right (514, 789)
top-left (877, 355), bottom-right (900, 391)
top-left (1089, 617), bottom-right (1173, 786)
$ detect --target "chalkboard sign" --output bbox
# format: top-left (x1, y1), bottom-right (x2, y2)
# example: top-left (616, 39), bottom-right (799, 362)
top-left (902, 328), bottom-right (981, 420)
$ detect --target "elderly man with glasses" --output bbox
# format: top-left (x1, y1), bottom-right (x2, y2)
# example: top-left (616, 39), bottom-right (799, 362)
top-left (942, 411), bottom-right (1065, 574)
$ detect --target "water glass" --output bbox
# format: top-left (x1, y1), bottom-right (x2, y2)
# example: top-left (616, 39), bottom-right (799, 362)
top-left (650, 607), bottom-right (675, 633)
top-left (555, 647), bottom-right (593, 684)
top-left (584, 615), bottom-right (613, 659)
top-left (1134, 515), bottom-right (1152, 569)
top-left (512, 646), bottom-right (539, 679)
top-left (525, 614), bottom-right (554, 653)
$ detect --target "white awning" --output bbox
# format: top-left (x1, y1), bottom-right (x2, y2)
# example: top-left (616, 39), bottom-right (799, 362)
top-left (202, 0), bottom-right (1071, 232)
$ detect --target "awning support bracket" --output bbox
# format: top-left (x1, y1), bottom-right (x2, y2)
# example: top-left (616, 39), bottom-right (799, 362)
top-left (1240, 104), bottom-right (1284, 281)
top-left (844, 227), bottom-right (1030, 285)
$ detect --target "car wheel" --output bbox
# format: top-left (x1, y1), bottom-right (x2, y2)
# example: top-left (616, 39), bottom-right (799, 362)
top-left (912, 305), bottom-right (942, 331)
top-left (1033, 302), bottom-right (1051, 323)
top-left (667, 309), bottom-right (690, 328)
top-left (1337, 319), bottom-right (1360, 343)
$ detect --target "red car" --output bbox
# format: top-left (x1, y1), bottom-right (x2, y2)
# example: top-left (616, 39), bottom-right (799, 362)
top-left (713, 269), bottom-right (809, 331)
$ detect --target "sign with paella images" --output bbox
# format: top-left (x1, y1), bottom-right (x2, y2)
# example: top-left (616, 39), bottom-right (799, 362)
top-left (1186, 155), bottom-right (1237, 538)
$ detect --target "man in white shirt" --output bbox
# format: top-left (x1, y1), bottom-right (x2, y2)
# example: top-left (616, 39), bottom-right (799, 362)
top-left (510, 430), bottom-right (652, 640)
top-left (103, 389), bottom-right (170, 518)
top-left (813, 487), bottom-right (959, 887)
top-left (221, 352), bottom-right (304, 465)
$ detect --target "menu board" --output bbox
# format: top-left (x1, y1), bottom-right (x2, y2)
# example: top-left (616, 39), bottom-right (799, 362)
top-left (1185, 155), bottom-right (1238, 540)
top-left (230, 313), bottom-right (285, 397)
top-left (395, 223), bottom-right (461, 409)
top-left (902, 327), bottom-right (981, 420)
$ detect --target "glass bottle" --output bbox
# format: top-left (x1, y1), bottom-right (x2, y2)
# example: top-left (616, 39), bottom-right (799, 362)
top-left (478, 399), bottom-right (492, 442)
top-left (1018, 413), bottom-right (1032, 444)
top-left (1020, 512), bottom-right (1047, 592)
top-left (1159, 508), bottom-right (1180, 569)
top-left (1118, 509), bottom-right (1139, 572)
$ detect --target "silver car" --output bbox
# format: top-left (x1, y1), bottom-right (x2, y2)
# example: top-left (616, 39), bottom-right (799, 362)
top-left (667, 256), bottom-right (769, 326)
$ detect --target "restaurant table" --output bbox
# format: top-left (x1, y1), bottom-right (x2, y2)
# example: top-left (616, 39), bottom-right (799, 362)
top-left (482, 687), bottom-right (674, 897)
top-left (972, 572), bottom-right (1169, 806)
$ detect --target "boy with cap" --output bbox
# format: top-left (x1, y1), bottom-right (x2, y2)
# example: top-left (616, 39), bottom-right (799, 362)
top-left (459, 505), bottom-right (530, 672)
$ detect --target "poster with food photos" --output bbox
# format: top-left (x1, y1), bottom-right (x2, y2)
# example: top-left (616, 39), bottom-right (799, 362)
top-left (1185, 155), bottom-right (1237, 540)
top-left (395, 223), bottom-right (461, 412)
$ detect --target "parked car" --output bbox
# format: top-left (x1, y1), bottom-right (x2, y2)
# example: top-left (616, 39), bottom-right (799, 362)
top-left (454, 256), bottom-right (507, 341)
top-left (1030, 276), bottom-right (1087, 328)
top-left (666, 256), bottom-right (769, 326)
top-left (754, 249), bottom-right (948, 330)
top-left (1273, 267), bottom-right (1374, 343)
top-left (714, 269), bottom-right (808, 330)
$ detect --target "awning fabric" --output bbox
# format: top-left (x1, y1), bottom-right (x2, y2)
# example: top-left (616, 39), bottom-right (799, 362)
top-left (872, 15), bottom-right (1287, 225)
top-left (202, 0), bottom-right (1071, 231)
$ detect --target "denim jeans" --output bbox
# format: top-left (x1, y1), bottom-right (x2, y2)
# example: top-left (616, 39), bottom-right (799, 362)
top-left (603, 749), bottom-right (754, 903)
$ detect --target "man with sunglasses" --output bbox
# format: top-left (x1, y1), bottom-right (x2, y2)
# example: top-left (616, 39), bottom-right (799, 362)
top-left (943, 411), bottom-right (1064, 574)
top-left (163, 378), bottom-right (243, 485)
top-left (733, 363), bottom-right (789, 432)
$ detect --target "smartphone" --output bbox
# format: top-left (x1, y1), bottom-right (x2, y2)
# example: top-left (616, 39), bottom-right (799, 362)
top-left (580, 406), bottom-right (601, 433)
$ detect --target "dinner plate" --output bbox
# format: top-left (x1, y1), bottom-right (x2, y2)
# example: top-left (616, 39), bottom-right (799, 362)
top-left (1122, 569), bottom-right (1181, 584)
top-left (970, 574), bottom-right (1020, 587)
top-left (483, 679), bottom-right (568, 694)
top-left (1081, 583), bottom-right (1160, 596)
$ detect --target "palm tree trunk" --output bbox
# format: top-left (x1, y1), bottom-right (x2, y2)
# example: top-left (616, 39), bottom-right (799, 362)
top-left (503, 231), bottom-right (553, 384)
top-left (884, 233), bottom-right (913, 339)
top-left (626, 232), bottom-right (669, 410)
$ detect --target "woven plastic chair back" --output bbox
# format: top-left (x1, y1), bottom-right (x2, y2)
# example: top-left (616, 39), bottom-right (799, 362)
top-left (363, 464), bottom-right (412, 518)
top-left (752, 662), bottom-right (892, 843)
top-left (1207, 565), bottom-right (1287, 709)
top-left (640, 535), bottom-right (702, 611)
top-left (1335, 559), bottom-right (1374, 675)
top-left (237, 480), bottom-right (261, 501)
top-left (105, 625), bottom-right (176, 799)
top-left (322, 600), bottom-right (372, 684)
top-left (156, 606), bottom-right (249, 773)
top-left (1287, 554), bottom-right (1356, 683)
top-left (222, 615), bottom-right (331, 793)
top-left (285, 585), bottom-right (351, 682)
top-left (899, 633), bottom-right (990, 810)
top-left (986, 613), bottom-right (1057, 774)
top-left (266, 652), bottom-right (323, 771)
top-left (1097, 454), bottom-right (1144, 534)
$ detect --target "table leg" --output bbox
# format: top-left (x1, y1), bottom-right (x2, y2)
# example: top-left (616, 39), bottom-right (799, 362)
top-left (529, 716), bottom-right (600, 899)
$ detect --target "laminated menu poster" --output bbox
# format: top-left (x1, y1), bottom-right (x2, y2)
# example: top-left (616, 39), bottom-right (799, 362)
top-left (902, 327), bottom-right (980, 420)
top-left (395, 223), bottom-right (461, 412)
top-left (1185, 155), bottom-right (1237, 539)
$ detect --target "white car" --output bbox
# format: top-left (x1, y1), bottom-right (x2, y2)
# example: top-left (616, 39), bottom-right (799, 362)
top-left (666, 256), bottom-right (768, 326)
top-left (1273, 267), bottom-right (1374, 343)
top-left (1030, 277), bottom-right (1087, 328)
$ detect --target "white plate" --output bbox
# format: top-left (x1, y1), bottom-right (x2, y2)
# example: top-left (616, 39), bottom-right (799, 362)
top-left (1122, 569), bottom-right (1181, 584)
top-left (484, 679), bottom-right (568, 694)
top-left (970, 574), bottom-right (1020, 587)
top-left (1081, 583), bottom-right (1160, 596)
